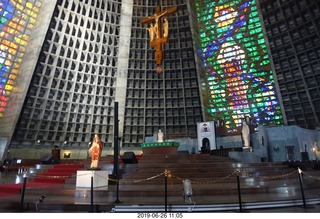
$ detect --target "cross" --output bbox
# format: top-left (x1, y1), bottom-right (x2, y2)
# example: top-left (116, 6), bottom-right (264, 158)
top-left (140, 5), bottom-right (177, 74)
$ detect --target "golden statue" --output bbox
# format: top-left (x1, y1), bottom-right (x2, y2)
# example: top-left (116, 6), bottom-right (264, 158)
top-left (147, 23), bottom-right (155, 42)
top-left (88, 134), bottom-right (103, 169)
top-left (163, 18), bottom-right (169, 38)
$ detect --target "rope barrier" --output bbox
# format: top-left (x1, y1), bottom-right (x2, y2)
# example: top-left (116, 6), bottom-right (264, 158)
top-left (172, 171), bottom-right (237, 185)
top-left (252, 169), bottom-right (298, 180)
top-left (108, 171), bottom-right (165, 183)
top-left (301, 171), bottom-right (320, 181)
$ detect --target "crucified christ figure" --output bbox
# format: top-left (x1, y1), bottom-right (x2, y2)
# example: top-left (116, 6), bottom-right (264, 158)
top-left (140, 5), bottom-right (177, 74)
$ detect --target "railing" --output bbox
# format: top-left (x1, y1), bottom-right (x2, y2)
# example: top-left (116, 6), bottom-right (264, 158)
top-left (209, 148), bottom-right (243, 156)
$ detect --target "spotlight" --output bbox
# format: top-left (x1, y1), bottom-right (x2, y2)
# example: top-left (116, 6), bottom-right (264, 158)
top-left (63, 152), bottom-right (71, 158)
top-left (182, 179), bottom-right (193, 203)
top-left (36, 194), bottom-right (46, 212)
top-left (39, 194), bottom-right (46, 203)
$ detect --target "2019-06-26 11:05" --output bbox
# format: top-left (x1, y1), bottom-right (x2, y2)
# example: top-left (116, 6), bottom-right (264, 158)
top-left (137, 213), bottom-right (183, 218)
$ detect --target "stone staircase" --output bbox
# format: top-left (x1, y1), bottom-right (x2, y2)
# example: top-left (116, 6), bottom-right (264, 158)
top-left (106, 154), bottom-right (307, 205)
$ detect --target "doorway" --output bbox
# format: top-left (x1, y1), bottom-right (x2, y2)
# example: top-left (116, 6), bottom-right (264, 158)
top-left (285, 146), bottom-right (296, 161)
top-left (201, 138), bottom-right (210, 154)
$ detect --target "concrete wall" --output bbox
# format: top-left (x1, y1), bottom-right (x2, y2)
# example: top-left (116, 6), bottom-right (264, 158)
top-left (264, 125), bottom-right (320, 162)
top-left (228, 125), bottom-right (320, 163)
top-left (5, 125), bottom-right (320, 163)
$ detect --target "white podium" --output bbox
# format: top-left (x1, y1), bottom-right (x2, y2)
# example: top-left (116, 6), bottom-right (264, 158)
top-left (76, 170), bottom-right (109, 189)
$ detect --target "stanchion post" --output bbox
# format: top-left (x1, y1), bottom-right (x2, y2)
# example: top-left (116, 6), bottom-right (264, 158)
top-left (165, 169), bottom-right (168, 212)
top-left (20, 172), bottom-right (27, 212)
top-left (91, 170), bottom-right (94, 212)
top-left (115, 170), bottom-right (120, 203)
top-left (113, 101), bottom-right (120, 204)
top-left (236, 170), bottom-right (243, 212)
top-left (298, 168), bottom-right (307, 208)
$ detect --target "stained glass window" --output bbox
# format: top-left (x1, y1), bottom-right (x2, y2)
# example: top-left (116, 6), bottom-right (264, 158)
top-left (0, 0), bottom-right (42, 117)
top-left (196, 0), bottom-right (283, 134)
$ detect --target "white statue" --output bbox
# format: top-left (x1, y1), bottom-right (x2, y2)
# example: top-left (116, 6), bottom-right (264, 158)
top-left (147, 23), bottom-right (155, 42)
top-left (154, 17), bottom-right (161, 39)
top-left (157, 129), bottom-right (164, 143)
top-left (241, 116), bottom-right (250, 148)
top-left (163, 18), bottom-right (169, 37)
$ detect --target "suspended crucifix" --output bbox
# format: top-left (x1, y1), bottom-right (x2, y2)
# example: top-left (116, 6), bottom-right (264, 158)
top-left (140, 5), bottom-right (177, 74)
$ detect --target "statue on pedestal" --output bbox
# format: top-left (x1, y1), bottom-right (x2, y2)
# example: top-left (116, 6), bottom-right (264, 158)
top-left (88, 134), bottom-right (103, 169)
top-left (157, 129), bottom-right (164, 143)
top-left (241, 116), bottom-right (251, 148)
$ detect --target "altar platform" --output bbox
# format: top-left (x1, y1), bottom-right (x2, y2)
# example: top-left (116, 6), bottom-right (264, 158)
top-left (76, 170), bottom-right (109, 189)
top-left (140, 141), bottom-right (180, 154)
